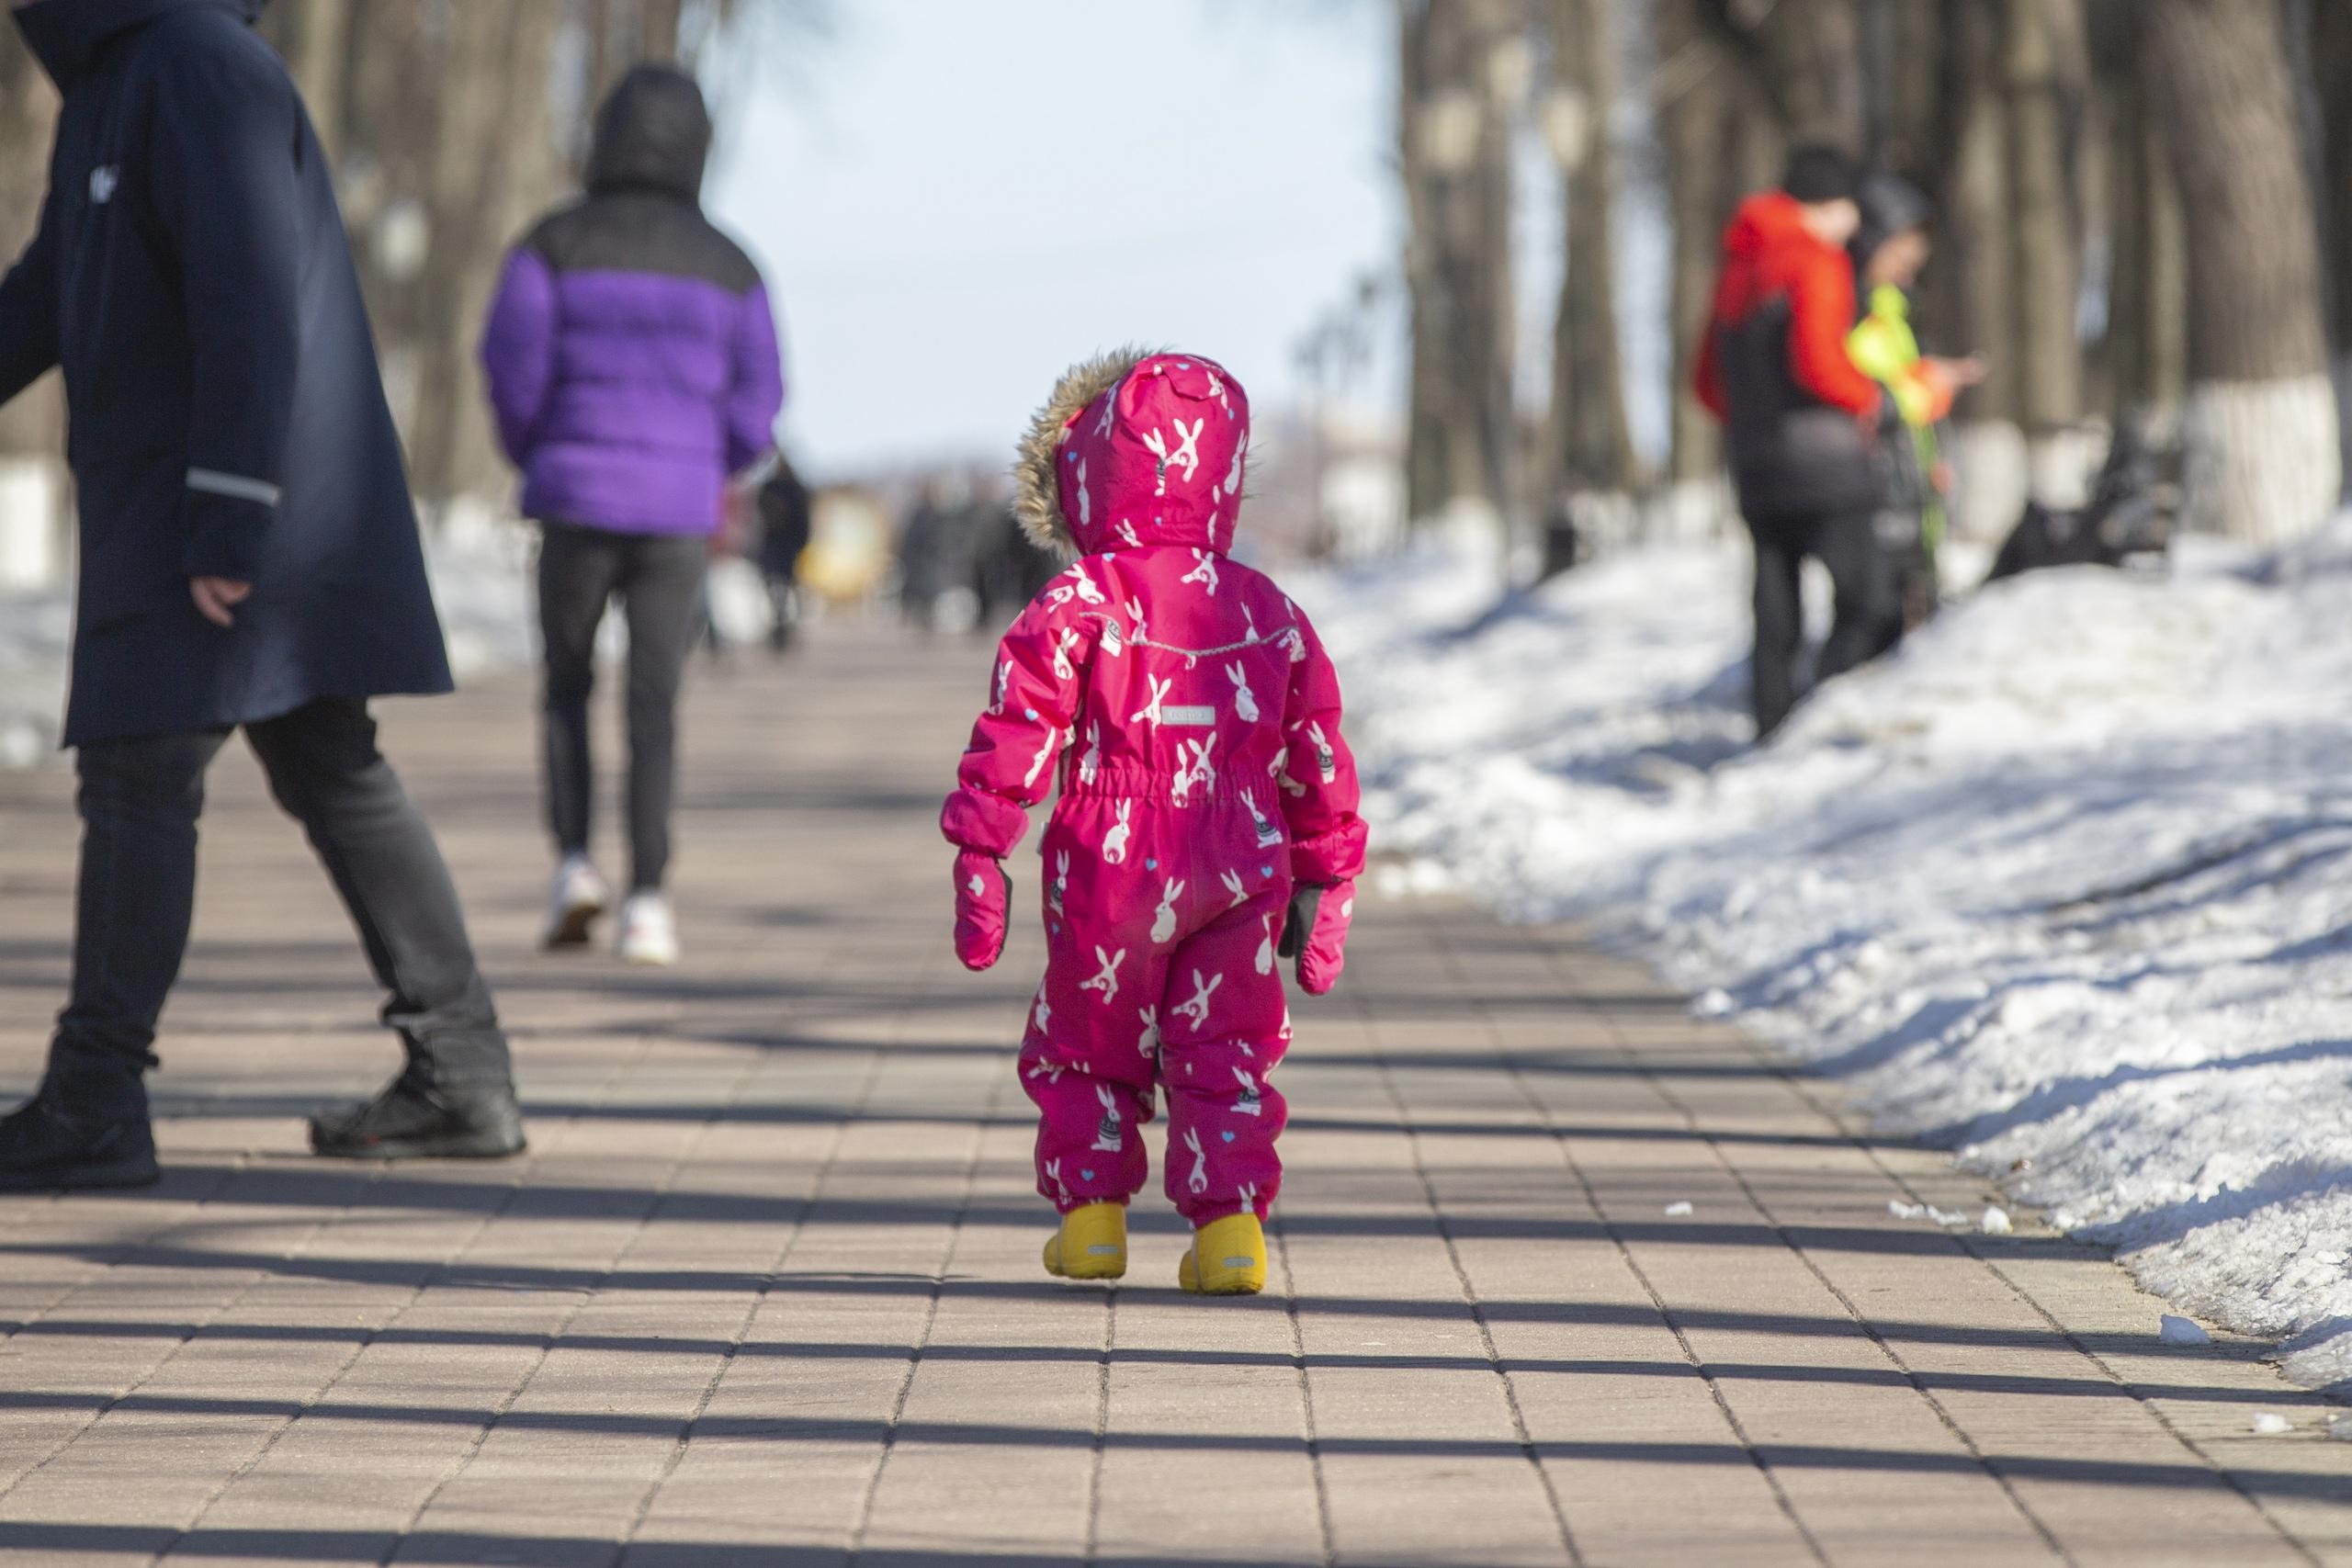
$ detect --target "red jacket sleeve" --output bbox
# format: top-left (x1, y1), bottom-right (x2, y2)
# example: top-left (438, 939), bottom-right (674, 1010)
top-left (1277, 608), bottom-right (1367, 886)
top-left (940, 590), bottom-right (1095, 858)
top-left (1787, 246), bottom-right (1880, 416)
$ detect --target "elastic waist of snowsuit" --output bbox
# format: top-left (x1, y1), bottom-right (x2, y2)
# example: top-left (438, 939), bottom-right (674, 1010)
top-left (1059, 768), bottom-right (1287, 814)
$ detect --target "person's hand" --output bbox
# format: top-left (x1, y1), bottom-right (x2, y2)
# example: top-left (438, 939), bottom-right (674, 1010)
top-left (190, 577), bottom-right (252, 627)
top-left (1929, 460), bottom-right (1956, 496)
top-left (1930, 355), bottom-right (1987, 389)
top-left (952, 850), bottom-right (1011, 971)
top-left (1277, 878), bottom-right (1356, 997)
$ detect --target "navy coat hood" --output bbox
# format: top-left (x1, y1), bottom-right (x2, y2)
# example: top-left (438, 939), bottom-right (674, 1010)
top-left (14, 0), bottom-right (264, 86)
top-left (586, 64), bottom-right (711, 202)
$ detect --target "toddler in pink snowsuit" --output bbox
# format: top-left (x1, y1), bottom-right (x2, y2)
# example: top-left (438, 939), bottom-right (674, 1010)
top-left (941, 349), bottom-right (1366, 1294)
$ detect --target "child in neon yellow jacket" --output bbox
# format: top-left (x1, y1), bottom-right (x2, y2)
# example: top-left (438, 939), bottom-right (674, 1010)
top-left (1846, 175), bottom-right (1983, 626)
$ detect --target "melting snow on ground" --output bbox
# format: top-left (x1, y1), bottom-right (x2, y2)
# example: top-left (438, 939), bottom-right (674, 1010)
top-left (1304, 518), bottom-right (2352, 1391)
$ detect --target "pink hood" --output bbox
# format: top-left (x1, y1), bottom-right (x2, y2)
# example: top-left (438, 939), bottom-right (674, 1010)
top-left (1013, 348), bottom-right (1252, 558)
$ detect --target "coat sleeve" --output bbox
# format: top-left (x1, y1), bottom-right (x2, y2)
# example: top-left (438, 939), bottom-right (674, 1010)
top-left (725, 283), bottom-right (786, 476)
top-left (1691, 314), bottom-right (1726, 422)
top-left (1278, 608), bottom-right (1368, 886)
top-left (479, 246), bottom-right (559, 467)
top-left (146, 43), bottom-right (305, 583)
top-left (1787, 247), bottom-right (1880, 417)
top-left (940, 589), bottom-right (1094, 858)
top-left (0, 187), bottom-right (61, 410)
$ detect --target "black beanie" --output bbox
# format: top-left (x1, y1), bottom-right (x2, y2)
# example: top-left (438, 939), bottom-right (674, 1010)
top-left (1782, 144), bottom-right (1860, 205)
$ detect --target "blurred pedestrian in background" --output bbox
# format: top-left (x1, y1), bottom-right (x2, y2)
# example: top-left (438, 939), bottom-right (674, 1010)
top-left (756, 453), bottom-right (814, 656)
top-left (1845, 173), bottom-right (1983, 632)
top-left (481, 63), bottom-right (786, 967)
top-left (1695, 145), bottom-right (1899, 741)
top-left (0, 0), bottom-right (522, 1188)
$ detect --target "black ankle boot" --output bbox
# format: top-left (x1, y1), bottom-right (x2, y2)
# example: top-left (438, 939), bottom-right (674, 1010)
top-left (309, 1068), bottom-right (526, 1160)
top-left (0, 1094), bottom-right (159, 1191)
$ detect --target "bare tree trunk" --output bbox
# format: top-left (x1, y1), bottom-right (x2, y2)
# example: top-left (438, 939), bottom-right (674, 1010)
top-left (2003, 0), bottom-right (2088, 500)
top-left (1398, 0), bottom-right (1519, 535)
top-left (2091, 0), bottom-right (2187, 436)
top-left (0, 39), bottom-right (66, 588)
top-left (2144, 0), bottom-right (2338, 544)
top-left (1691, 0), bottom-right (1864, 147)
top-left (263, 0), bottom-right (356, 163)
top-left (2308, 0), bottom-right (2352, 489)
top-left (1544, 0), bottom-right (1636, 502)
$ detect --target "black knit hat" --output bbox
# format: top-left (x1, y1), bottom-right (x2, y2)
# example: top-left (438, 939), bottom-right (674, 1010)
top-left (1782, 144), bottom-right (1860, 205)
top-left (1850, 172), bottom-right (1933, 268)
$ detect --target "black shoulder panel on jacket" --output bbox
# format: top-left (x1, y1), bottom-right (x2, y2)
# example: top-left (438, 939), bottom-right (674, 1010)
top-left (526, 193), bottom-right (762, 295)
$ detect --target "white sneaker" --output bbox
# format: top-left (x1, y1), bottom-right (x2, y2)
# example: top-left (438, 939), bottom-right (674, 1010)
top-left (616, 891), bottom-right (679, 966)
top-left (543, 854), bottom-right (610, 949)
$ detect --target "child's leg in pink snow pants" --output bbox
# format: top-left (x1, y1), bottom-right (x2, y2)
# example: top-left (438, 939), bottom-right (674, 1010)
top-left (1157, 884), bottom-right (1291, 1224)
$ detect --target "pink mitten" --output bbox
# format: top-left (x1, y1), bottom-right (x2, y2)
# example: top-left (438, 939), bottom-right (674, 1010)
top-left (1278, 879), bottom-right (1355, 996)
top-left (953, 851), bottom-right (1010, 971)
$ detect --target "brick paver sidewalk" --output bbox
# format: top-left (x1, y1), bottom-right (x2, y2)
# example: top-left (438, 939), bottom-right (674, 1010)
top-left (0, 628), bottom-right (2345, 1566)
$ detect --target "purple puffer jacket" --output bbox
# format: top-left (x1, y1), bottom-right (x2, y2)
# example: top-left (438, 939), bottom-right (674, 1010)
top-left (480, 66), bottom-right (785, 536)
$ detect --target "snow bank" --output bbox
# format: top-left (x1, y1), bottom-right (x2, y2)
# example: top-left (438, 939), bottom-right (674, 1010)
top-left (1307, 520), bottom-right (2352, 1390)
top-left (0, 525), bottom-right (536, 770)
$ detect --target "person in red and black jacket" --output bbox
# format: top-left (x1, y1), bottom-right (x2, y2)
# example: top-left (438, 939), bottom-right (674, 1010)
top-left (1696, 146), bottom-right (1900, 739)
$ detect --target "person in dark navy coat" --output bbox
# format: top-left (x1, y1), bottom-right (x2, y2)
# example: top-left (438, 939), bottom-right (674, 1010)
top-left (0, 0), bottom-right (524, 1187)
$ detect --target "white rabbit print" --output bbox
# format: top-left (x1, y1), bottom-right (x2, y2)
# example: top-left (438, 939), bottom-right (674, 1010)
top-left (1025, 1054), bottom-right (1066, 1085)
top-left (1282, 626), bottom-right (1307, 663)
top-left (1255, 912), bottom-right (1275, 976)
top-left (1102, 800), bottom-right (1134, 864)
top-left (1131, 674), bottom-right (1172, 728)
top-left (1080, 945), bottom-right (1125, 1005)
top-left (1230, 1066), bottom-right (1263, 1117)
top-left (1142, 416), bottom-right (1204, 493)
top-left (1063, 563), bottom-right (1106, 606)
top-left (1242, 788), bottom-right (1282, 849)
top-left (1023, 725), bottom-right (1062, 792)
top-left (1225, 427), bottom-right (1249, 496)
top-left (1227, 662), bottom-right (1260, 722)
top-left (1099, 619), bottom-right (1125, 658)
top-left (989, 660), bottom-right (1012, 716)
top-left (1051, 626), bottom-right (1082, 682)
top-left (1117, 520), bottom-right (1144, 550)
top-left (1091, 1084), bottom-right (1125, 1153)
top-left (1181, 549), bottom-right (1219, 596)
top-left (1175, 968), bottom-right (1224, 1030)
top-left (1306, 720), bottom-right (1337, 784)
top-left (1240, 604), bottom-right (1261, 646)
top-left (1183, 1127), bottom-right (1210, 1195)
top-left (1237, 1180), bottom-right (1258, 1214)
top-left (1151, 879), bottom-right (1185, 945)
top-left (1078, 724), bottom-right (1102, 786)
top-left (1075, 460), bottom-right (1091, 531)
top-left (1124, 597), bottom-right (1148, 646)
top-left (1050, 851), bottom-right (1070, 916)
top-left (1044, 1157), bottom-right (1073, 1206)
top-left (1033, 990), bottom-right (1052, 1036)
top-left (1176, 736), bottom-right (1216, 802)
top-left (1219, 868), bottom-right (1249, 909)
top-left (1136, 1005), bottom-right (1160, 1059)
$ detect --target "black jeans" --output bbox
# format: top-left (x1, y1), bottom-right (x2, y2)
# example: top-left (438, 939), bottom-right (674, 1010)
top-left (49, 699), bottom-right (511, 1119)
top-left (537, 522), bottom-right (707, 892)
top-left (1747, 508), bottom-right (1904, 739)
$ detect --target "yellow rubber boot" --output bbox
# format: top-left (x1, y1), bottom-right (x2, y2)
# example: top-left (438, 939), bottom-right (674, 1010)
top-left (1043, 1201), bottom-right (1127, 1280)
top-left (1178, 1213), bottom-right (1266, 1296)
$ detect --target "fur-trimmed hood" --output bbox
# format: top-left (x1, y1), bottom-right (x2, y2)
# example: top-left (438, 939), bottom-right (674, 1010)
top-left (1013, 348), bottom-right (1251, 559)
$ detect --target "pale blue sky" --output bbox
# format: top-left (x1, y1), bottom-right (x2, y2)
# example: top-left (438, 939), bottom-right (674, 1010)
top-left (704, 2), bottom-right (1399, 479)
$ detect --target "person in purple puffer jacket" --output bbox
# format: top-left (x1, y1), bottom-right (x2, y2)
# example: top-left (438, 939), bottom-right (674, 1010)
top-left (481, 63), bottom-right (786, 966)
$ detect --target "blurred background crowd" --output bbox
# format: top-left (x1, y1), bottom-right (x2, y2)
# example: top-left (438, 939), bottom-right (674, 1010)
top-left (1, 0), bottom-right (2347, 628)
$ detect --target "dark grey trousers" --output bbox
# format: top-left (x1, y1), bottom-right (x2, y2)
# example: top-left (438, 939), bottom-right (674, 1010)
top-left (536, 521), bottom-right (708, 893)
top-left (51, 698), bottom-right (511, 1119)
